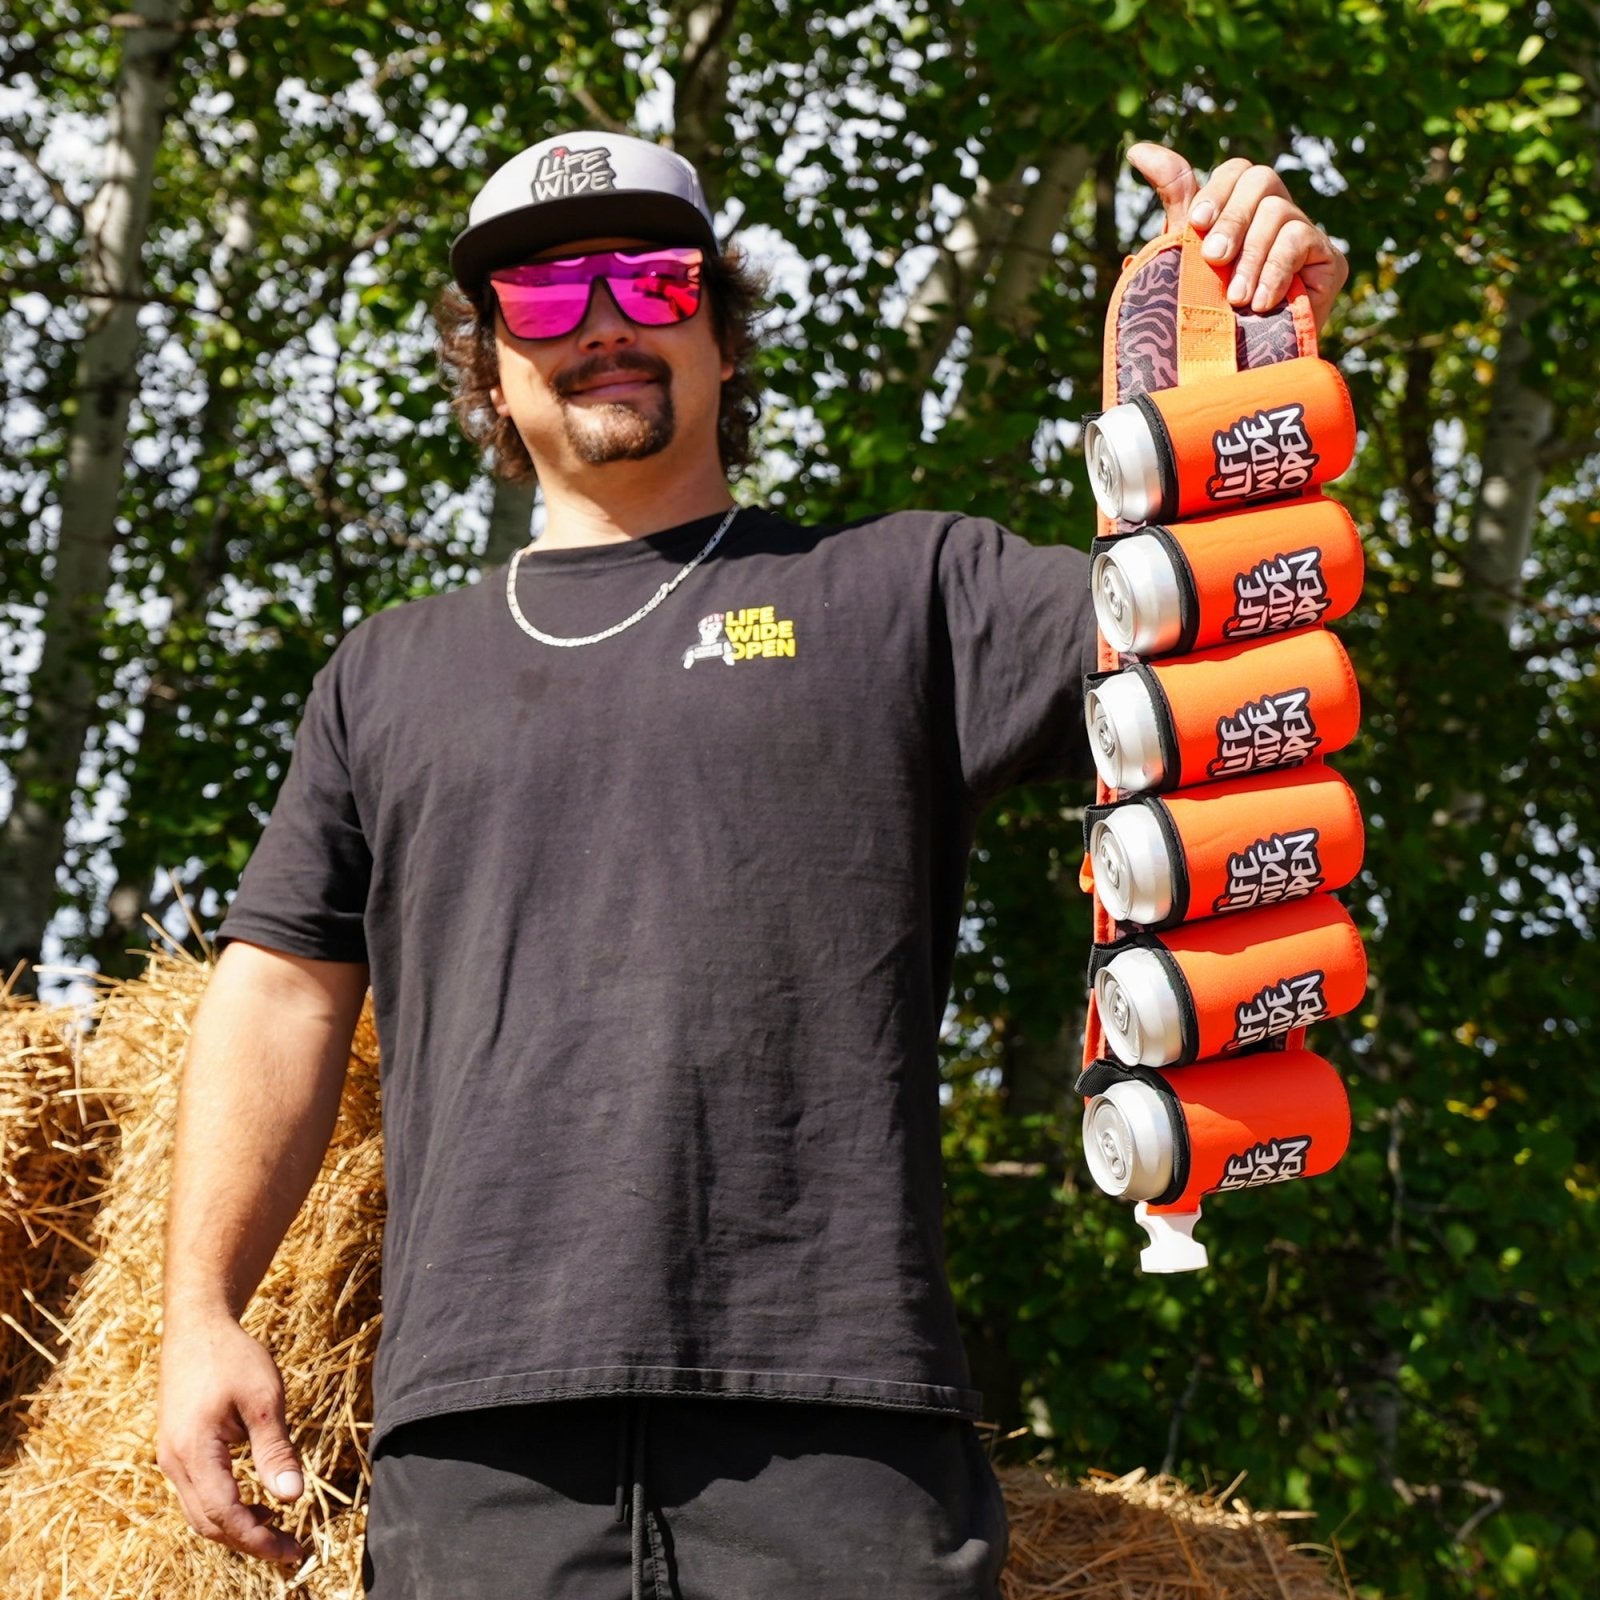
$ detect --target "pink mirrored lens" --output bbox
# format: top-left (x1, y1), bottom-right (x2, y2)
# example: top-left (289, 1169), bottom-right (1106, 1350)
top-left (491, 249), bottom-right (703, 340)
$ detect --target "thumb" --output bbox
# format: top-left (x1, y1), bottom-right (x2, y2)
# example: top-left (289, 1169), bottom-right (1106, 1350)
top-left (1127, 142), bottom-right (1200, 234)
top-left (243, 1386), bottom-right (304, 1502)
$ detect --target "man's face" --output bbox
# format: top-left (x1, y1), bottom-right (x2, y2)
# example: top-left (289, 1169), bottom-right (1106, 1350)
top-left (489, 235), bottom-right (733, 477)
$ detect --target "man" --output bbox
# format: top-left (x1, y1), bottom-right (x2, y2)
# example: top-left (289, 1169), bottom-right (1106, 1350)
top-left (156, 132), bottom-right (1347, 1598)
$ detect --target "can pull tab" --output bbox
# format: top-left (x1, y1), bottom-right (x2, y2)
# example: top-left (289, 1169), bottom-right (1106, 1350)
top-left (1134, 1202), bottom-right (1209, 1273)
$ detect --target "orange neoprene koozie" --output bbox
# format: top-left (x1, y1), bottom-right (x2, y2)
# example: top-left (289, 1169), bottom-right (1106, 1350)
top-left (1157, 893), bottom-right (1367, 1062)
top-left (1090, 765), bottom-right (1365, 929)
top-left (1093, 495), bottom-right (1364, 657)
top-left (1141, 355), bottom-right (1355, 521)
top-left (1154, 1047), bottom-right (1351, 1211)
top-left (1163, 766), bottom-right (1364, 919)
top-left (1148, 627), bottom-right (1359, 790)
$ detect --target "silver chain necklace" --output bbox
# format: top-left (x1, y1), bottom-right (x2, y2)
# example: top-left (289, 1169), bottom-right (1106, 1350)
top-left (504, 506), bottom-right (740, 648)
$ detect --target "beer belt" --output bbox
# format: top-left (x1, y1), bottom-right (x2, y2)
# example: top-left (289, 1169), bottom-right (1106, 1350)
top-left (1076, 225), bottom-right (1366, 1272)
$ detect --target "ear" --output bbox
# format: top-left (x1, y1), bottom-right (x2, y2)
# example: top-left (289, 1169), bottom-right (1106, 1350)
top-left (720, 356), bottom-right (735, 383)
top-left (491, 384), bottom-right (510, 417)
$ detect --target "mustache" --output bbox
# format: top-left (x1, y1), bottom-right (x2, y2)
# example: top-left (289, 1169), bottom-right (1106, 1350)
top-left (554, 351), bottom-right (672, 397)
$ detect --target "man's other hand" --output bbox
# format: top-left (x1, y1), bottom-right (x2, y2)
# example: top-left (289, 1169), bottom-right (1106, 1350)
top-left (156, 1316), bottom-right (308, 1566)
top-left (1127, 143), bottom-right (1349, 332)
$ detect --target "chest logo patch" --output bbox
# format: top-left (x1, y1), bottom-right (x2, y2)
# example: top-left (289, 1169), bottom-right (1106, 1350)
top-left (683, 606), bottom-right (798, 668)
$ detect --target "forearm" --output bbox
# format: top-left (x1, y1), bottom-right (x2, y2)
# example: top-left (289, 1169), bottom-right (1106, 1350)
top-left (164, 940), bottom-right (369, 1323)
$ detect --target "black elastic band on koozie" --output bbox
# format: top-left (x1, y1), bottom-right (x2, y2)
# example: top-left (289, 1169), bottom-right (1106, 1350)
top-left (1147, 523), bottom-right (1201, 654)
top-left (1148, 797), bottom-right (1192, 927)
top-left (1130, 662), bottom-right (1180, 793)
top-left (1147, 940), bottom-right (1200, 1066)
top-left (1132, 392), bottom-right (1180, 525)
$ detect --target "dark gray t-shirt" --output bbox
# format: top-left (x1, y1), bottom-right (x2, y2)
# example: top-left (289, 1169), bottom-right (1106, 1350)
top-left (220, 506), bottom-right (1096, 1450)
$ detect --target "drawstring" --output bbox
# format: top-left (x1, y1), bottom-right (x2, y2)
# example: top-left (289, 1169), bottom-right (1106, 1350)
top-left (614, 1404), bottom-right (630, 1523)
top-left (615, 1399), bottom-right (651, 1600)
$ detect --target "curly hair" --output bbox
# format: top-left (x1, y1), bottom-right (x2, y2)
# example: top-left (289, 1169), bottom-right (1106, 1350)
top-left (436, 247), bottom-right (767, 485)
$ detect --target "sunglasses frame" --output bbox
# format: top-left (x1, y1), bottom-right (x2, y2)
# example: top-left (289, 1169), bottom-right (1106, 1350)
top-left (488, 246), bottom-right (706, 341)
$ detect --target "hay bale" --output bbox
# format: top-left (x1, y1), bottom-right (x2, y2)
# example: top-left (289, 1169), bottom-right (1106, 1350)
top-left (1, 993), bottom-right (119, 1465)
top-left (1, 954), bottom-right (1350, 1598)
top-left (999, 1464), bottom-right (1350, 1598)
top-left (0, 952), bottom-right (384, 1598)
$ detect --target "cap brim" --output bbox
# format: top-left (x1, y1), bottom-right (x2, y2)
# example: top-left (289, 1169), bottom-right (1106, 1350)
top-left (451, 194), bottom-right (719, 292)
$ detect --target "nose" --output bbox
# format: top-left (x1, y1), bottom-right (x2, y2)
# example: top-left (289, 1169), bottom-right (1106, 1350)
top-left (577, 278), bottom-right (635, 348)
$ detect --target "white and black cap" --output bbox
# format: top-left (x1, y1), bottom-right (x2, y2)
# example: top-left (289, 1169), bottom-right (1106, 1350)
top-left (451, 131), bottom-right (718, 292)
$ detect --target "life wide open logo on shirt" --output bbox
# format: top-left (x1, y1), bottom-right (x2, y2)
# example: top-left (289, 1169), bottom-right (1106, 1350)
top-left (683, 606), bottom-right (798, 668)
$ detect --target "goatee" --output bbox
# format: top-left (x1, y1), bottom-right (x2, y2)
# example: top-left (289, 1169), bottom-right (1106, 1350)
top-left (556, 352), bottom-right (676, 464)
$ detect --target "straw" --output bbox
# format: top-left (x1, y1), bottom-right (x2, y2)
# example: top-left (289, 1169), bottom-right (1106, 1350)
top-left (1, 952), bottom-right (1349, 1598)
top-left (998, 1465), bottom-right (1350, 1598)
top-left (1, 994), bottom-right (119, 1468)
top-left (1, 951), bottom-right (382, 1598)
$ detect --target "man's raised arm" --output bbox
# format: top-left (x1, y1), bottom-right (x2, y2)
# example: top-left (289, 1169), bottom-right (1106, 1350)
top-left (156, 940), bottom-right (369, 1567)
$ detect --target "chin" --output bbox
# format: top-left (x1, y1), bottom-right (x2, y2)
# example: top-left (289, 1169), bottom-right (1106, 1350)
top-left (565, 400), bottom-right (676, 465)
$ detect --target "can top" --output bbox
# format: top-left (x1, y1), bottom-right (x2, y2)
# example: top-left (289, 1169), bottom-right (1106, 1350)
top-left (1082, 1078), bottom-right (1177, 1201)
top-left (1086, 402), bottom-right (1166, 525)
top-left (1092, 534), bottom-right (1185, 657)
top-left (1084, 670), bottom-right (1168, 795)
top-left (1096, 945), bottom-right (1187, 1067)
top-left (1090, 803), bottom-right (1175, 927)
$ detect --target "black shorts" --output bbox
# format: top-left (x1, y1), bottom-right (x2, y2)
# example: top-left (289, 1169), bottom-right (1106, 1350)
top-left (362, 1396), bottom-right (1008, 1600)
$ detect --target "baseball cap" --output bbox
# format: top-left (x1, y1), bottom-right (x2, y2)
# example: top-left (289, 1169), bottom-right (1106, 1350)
top-left (451, 131), bottom-right (719, 292)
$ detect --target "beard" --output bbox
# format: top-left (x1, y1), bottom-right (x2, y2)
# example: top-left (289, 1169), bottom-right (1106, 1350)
top-left (555, 351), bottom-right (676, 464)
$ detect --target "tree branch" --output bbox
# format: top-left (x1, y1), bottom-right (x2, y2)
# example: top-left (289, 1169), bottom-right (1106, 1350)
top-left (106, 2), bottom-right (319, 34)
top-left (987, 143), bottom-right (1092, 335)
top-left (0, 130), bottom-right (79, 215)
top-left (670, 0), bottom-right (742, 201)
top-left (901, 157), bottom-right (1030, 385)
top-left (1, 276), bottom-right (196, 316)
top-left (1536, 427), bottom-right (1600, 470)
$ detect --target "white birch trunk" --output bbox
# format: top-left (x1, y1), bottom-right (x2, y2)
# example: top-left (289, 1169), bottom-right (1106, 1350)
top-left (94, 134), bottom-right (260, 970)
top-left (984, 145), bottom-right (1092, 336)
top-left (0, 0), bottom-right (182, 982)
top-left (1466, 292), bottom-right (1553, 636)
top-left (901, 166), bottom-right (1019, 383)
top-left (900, 145), bottom-right (1090, 393)
top-left (670, 0), bottom-right (738, 198)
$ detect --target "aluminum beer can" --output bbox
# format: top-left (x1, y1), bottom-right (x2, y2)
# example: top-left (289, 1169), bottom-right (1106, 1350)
top-left (1094, 946), bottom-right (1186, 1068)
top-left (1084, 356), bottom-right (1356, 525)
top-left (1085, 402), bottom-right (1168, 528)
top-left (1082, 1078), bottom-right (1178, 1201)
top-left (1083, 670), bottom-right (1167, 793)
top-left (1089, 801), bottom-right (1176, 926)
top-left (1083, 1049), bottom-right (1353, 1212)
top-left (1090, 629), bottom-right (1360, 796)
top-left (1091, 532), bottom-right (1185, 656)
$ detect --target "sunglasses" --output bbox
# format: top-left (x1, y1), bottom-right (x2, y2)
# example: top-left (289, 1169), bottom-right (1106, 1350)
top-left (488, 247), bottom-right (705, 341)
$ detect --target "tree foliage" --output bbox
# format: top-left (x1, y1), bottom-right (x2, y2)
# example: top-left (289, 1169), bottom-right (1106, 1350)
top-left (3, 3), bottom-right (1597, 1594)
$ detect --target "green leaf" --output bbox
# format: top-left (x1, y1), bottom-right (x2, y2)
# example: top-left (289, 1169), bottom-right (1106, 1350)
top-left (1499, 1542), bottom-right (1541, 1586)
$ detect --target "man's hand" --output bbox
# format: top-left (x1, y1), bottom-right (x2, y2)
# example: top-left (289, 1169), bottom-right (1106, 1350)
top-left (157, 1314), bottom-right (308, 1566)
top-left (1127, 143), bottom-right (1349, 333)
top-left (155, 941), bottom-right (364, 1564)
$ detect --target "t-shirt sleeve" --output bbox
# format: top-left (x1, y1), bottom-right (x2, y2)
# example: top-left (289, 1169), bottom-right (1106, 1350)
top-left (218, 648), bottom-right (372, 963)
top-left (935, 515), bottom-right (1099, 802)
